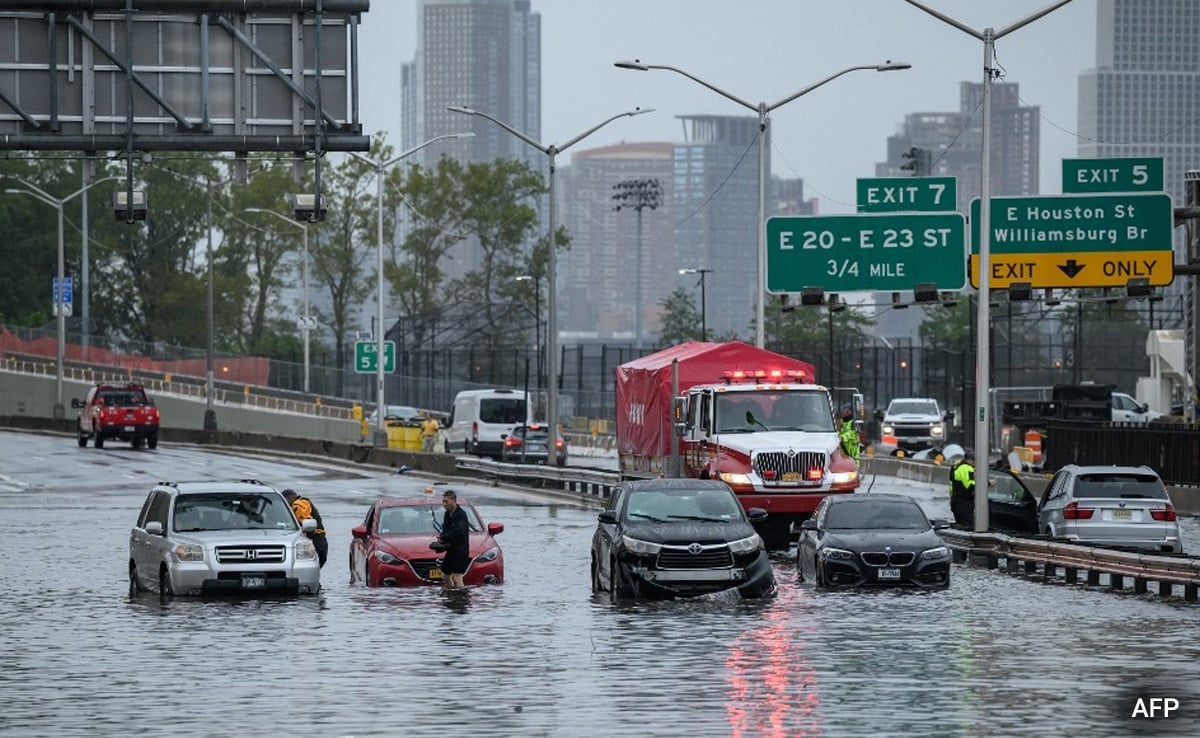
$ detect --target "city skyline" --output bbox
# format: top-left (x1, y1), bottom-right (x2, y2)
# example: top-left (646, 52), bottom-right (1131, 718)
top-left (359, 0), bottom-right (1099, 217)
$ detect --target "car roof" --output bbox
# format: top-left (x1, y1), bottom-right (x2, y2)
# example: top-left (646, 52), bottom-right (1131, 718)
top-left (826, 493), bottom-right (918, 505)
top-left (623, 479), bottom-right (733, 493)
top-left (1063, 464), bottom-right (1159, 477)
top-left (376, 495), bottom-right (474, 508)
top-left (158, 481), bottom-right (282, 495)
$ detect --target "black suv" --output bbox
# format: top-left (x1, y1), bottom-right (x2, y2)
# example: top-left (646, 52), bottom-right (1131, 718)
top-left (590, 479), bottom-right (775, 600)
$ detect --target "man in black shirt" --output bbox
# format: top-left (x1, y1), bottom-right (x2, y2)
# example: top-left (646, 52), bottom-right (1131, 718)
top-left (436, 489), bottom-right (470, 589)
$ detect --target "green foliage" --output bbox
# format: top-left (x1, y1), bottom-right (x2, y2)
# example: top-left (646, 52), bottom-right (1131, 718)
top-left (918, 297), bottom-right (972, 349)
top-left (656, 287), bottom-right (702, 347)
top-left (768, 303), bottom-right (874, 354)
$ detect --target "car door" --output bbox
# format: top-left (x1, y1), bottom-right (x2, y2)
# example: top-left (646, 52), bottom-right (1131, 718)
top-left (1038, 470), bottom-right (1071, 534)
top-left (1111, 393), bottom-right (1137, 423)
top-left (82, 386), bottom-right (98, 433)
top-left (132, 490), bottom-right (169, 577)
top-left (593, 486), bottom-right (626, 585)
top-left (351, 504), bottom-right (377, 583)
top-left (797, 500), bottom-right (828, 579)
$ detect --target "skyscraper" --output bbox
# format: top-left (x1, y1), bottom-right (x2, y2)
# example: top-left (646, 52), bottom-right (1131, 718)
top-left (400, 0), bottom-right (542, 280)
top-left (1078, 0), bottom-right (1200, 261)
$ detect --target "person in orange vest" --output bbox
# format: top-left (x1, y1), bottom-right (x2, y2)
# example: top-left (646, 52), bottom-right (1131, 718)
top-left (283, 489), bottom-right (328, 567)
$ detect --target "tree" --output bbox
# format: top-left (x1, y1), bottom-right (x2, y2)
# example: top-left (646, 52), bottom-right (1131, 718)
top-left (656, 287), bottom-right (702, 348)
top-left (918, 299), bottom-right (972, 350)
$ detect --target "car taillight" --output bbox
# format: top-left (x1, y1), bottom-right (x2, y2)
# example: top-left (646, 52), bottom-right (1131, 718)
top-left (1062, 502), bottom-right (1095, 520)
top-left (504, 437), bottom-right (521, 448)
top-left (1150, 505), bottom-right (1176, 522)
top-left (555, 438), bottom-right (564, 449)
top-left (472, 421), bottom-right (478, 442)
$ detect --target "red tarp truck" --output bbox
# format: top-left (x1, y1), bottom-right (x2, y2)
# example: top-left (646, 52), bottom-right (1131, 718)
top-left (616, 341), bottom-right (860, 549)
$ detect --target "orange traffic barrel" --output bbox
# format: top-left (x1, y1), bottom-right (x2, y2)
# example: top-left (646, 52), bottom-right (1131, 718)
top-left (1024, 430), bottom-right (1043, 465)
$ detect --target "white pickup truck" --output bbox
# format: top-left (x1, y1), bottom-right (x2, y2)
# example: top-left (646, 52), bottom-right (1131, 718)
top-left (1111, 392), bottom-right (1164, 424)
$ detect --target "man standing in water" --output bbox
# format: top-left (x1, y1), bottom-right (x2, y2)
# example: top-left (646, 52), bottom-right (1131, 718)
top-left (435, 489), bottom-right (470, 589)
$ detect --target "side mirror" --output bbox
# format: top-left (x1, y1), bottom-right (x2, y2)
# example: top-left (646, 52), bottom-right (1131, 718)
top-left (302, 518), bottom-right (318, 533)
top-left (145, 521), bottom-right (164, 535)
top-left (673, 421), bottom-right (687, 437)
top-left (873, 410), bottom-right (884, 422)
top-left (1139, 403), bottom-right (1149, 413)
top-left (800, 519), bottom-right (818, 531)
top-left (351, 525), bottom-right (368, 540)
top-left (71, 398), bottom-right (83, 409)
top-left (930, 518), bottom-right (952, 530)
top-left (597, 510), bottom-right (618, 525)
top-left (500, 433), bottom-right (508, 440)
top-left (746, 507), bottom-right (768, 523)
top-left (487, 522), bottom-right (504, 536)
top-left (944, 411), bottom-right (955, 424)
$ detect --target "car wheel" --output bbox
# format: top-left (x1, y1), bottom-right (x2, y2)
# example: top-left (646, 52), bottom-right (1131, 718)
top-left (159, 565), bottom-right (174, 599)
top-left (128, 563), bottom-right (142, 597)
top-left (609, 555), bottom-right (635, 599)
top-left (147, 434), bottom-right (158, 450)
top-left (94, 434), bottom-right (105, 449)
top-left (77, 428), bottom-right (88, 447)
top-left (814, 558), bottom-right (826, 587)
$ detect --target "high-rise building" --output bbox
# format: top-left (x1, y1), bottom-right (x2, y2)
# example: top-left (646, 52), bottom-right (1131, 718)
top-left (873, 81), bottom-right (1040, 341)
top-left (673, 114), bottom-right (763, 340)
top-left (400, 0), bottom-right (543, 281)
top-left (1078, 0), bottom-right (1200, 263)
top-left (559, 143), bottom-right (674, 341)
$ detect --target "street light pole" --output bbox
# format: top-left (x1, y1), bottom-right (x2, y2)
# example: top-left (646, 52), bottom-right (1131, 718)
top-left (449, 105), bottom-right (652, 465)
top-left (245, 207), bottom-right (312, 392)
top-left (349, 132), bottom-right (474, 444)
top-left (613, 178), bottom-right (661, 349)
top-left (6, 175), bottom-right (121, 420)
top-left (903, 0), bottom-right (1075, 532)
top-left (679, 267), bottom-right (712, 341)
top-left (616, 59), bottom-right (910, 349)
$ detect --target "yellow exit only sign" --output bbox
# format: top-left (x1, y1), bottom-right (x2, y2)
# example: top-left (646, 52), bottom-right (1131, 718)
top-left (969, 250), bottom-right (1173, 289)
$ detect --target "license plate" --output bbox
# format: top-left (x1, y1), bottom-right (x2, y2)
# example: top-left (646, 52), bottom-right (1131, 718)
top-left (428, 568), bottom-right (443, 580)
top-left (124, 425), bottom-right (135, 432)
top-left (1111, 509), bottom-right (1133, 520)
top-left (877, 568), bottom-right (901, 580)
top-left (782, 472), bottom-right (802, 482)
top-left (241, 574), bottom-right (266, 589)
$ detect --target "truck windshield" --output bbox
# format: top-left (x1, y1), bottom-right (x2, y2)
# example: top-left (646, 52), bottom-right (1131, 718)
top-left (716, 391), bottom-right (834, 433)
top-left (888, 400), bottom-right (938, 415)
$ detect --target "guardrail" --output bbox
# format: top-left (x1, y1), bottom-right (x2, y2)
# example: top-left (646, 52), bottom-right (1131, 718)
top-left (939, 527), bottom-right (1200, 602)
top-left (455, 456), bottom-right (621, 500)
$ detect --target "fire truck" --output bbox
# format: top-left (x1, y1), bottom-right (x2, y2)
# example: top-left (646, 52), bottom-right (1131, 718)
top-left (615, 341), bottom-right (861, 549)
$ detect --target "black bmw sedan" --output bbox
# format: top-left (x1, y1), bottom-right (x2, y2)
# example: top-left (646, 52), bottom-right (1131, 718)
top-left (797, 493), bottom-right (951, 589)
top-left (591, 479), bottom-right (776, 600)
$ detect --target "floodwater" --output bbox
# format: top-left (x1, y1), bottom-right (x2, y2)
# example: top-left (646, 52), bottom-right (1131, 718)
top-left (1, 430), bottom-right (1197, 737)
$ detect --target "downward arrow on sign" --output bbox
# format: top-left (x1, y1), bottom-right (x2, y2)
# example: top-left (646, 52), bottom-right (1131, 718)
top-left (1058, 259), bottom-right (1085, 279)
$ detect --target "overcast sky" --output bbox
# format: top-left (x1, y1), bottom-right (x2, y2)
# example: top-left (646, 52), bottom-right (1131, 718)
top-left (356, 0), bottom-right (1095, 215)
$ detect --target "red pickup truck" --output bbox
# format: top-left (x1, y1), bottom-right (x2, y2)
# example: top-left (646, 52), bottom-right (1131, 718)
top-left (73, 383), bottom-right (161, 449)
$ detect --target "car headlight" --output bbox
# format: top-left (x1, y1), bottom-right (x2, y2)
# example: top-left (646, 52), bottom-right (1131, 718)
top-left (727, 534), bottom-right (763, 554)
top-left (719, 472), bottom-right (753, 486)
top-left (832, 470), bottom-right (858, 484)
top-left (881, 424), bottom-right (894, 435)
top-left (620, 535), bottom-right (662, 555)
top-left (295, 539), bottom-right (318, 561)
top-left (372, 550), bottom-right (404, 565)
top-left (931, 425), bottom-right (944, 437)
top-left (920, 546), bottom-right (950, 561)
top-left (173, 544), bottom-right (204, 562)
top-left (475, 546), bottom-right (501, 562)
top-left (819, 547), bottom-right (855, 562)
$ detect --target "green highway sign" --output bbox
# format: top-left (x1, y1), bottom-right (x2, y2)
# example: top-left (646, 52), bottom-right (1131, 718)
top-left (970, 193), bottom-right (1174, 254)
top-left (354, 340), bottom-right (396, 374)
top-left (766, 213), bottom-right (967, 293)
top-left (1062, 157), bottom-right (1163, 193)
top-left (856, 176), bottom-right (957, 213)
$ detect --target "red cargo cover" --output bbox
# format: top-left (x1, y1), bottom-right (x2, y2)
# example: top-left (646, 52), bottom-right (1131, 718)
top-left (615, 341), bottom-right (818, 458)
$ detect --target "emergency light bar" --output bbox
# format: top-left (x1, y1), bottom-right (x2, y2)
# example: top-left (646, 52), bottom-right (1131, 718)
top-left (722, 369), bottom-right (808, 384)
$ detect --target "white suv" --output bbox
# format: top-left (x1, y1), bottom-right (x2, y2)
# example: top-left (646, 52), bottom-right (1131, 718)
top-left (129, 480), bottom-right (321, 597)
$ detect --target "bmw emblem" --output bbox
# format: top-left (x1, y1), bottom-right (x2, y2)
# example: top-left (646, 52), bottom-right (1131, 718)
top-left (687, 543), bottom-right (704, 555)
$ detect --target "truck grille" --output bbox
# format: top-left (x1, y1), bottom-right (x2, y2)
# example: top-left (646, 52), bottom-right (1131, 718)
top-left (891, 426), bottom-right (931, 438)
top-left (657, 545), bottom-right (733, 569)
top-left (861, 551), bottom-right (915, 567)
top-left (754, 451), bottom-right (826, 480)
top-left (215, 545), bottom-right (287, 564)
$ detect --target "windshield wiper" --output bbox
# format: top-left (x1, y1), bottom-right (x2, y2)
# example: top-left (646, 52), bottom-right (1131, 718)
top-left (628, 513), bottom-right (666, 523)
top-left (667, 515), bottom-right (727, 523)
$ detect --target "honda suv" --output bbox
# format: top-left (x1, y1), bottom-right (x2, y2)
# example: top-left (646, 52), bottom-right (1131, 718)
top-left (128, 480), bottom-right (322, 597)
top-left (74, 382), bottom-right (160, 449)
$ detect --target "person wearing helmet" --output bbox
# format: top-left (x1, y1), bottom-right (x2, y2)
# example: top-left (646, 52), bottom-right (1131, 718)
top-left (837, 404), bottom-right (860, 463)
top-left (949, 450), bottom-right (976, 528)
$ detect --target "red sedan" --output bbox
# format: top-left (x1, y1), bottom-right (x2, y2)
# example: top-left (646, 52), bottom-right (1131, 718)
top-left (350, 496), bottom-right (505, 587)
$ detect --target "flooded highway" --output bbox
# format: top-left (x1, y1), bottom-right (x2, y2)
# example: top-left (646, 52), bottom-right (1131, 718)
top-left (1, 429), bottom-right (1197, 737)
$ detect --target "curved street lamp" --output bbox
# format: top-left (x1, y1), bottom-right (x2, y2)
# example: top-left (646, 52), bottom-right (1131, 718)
top-left (615, 59), bottom-right (911, 348)
top-left (448, 104), bottom-right (653, 465)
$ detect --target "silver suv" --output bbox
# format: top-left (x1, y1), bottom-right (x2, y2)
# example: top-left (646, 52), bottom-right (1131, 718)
top-left (129, 480), bottom-right (322, 597)
top-left (1038, 465), bottom-right (1182, 554)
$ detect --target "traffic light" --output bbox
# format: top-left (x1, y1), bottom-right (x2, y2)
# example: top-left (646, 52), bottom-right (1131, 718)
top-left (899, 146), bottom-right (932, 176)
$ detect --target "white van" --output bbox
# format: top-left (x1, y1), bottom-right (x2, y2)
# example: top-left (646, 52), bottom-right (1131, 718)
top-left (446, 389), bottom-right (532, 458)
